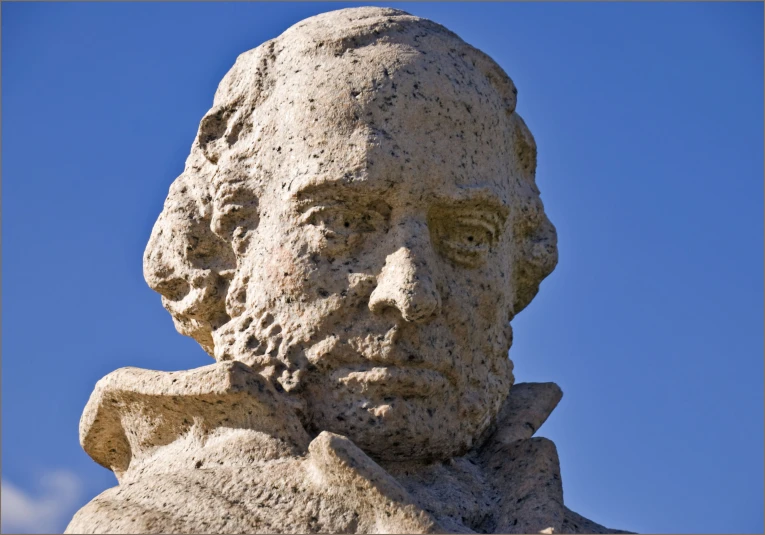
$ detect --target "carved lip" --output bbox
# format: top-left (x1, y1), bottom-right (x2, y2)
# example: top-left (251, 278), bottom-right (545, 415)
top-left (331, 366), bottom-right (450, 398)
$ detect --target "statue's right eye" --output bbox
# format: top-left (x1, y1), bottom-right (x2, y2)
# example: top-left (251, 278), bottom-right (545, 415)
top-left (298, 204), bottom-right (385, 254)
top-left (303, 207), bottom-right (377, 236)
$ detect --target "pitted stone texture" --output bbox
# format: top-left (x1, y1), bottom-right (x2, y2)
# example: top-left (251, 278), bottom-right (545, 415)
top-left (489, 382), bottom-right (563, 446)
top-left (78, 362), bottom-right (309, 482)
top-left (67, 364), bottom-right (626, 534)
top-left (69, 6), bottom-right (629, 534)
top-left (143, 5), bottom-right (557, 462)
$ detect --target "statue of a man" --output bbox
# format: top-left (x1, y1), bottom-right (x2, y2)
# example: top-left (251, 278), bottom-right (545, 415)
top-left (67, 8), bottom-right (628, 534)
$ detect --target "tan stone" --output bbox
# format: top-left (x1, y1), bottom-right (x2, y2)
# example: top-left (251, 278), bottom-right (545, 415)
top-left (67, 6), bottom-right (628, 534)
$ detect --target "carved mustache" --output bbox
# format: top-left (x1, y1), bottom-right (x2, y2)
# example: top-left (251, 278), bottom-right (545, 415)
top-left (213, 303), bottom-right (464, 393)
top-left (301, 320), bottom-right (464, 393)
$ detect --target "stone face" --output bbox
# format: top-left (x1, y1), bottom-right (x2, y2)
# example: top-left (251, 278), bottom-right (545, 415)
top-left (67, 7), bottom-right (628, 534)
top-left (142, 4), bottom-right (556, 464)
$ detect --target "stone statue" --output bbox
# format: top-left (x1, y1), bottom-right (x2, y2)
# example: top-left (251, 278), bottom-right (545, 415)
top-left (66, 8), bottom-right (628, 534)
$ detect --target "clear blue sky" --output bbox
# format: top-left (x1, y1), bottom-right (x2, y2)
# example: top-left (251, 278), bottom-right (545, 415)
top-left (2, 3), bottom-right (762, 534)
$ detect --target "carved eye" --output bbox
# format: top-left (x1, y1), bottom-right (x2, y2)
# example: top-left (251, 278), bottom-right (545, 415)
top-left (307, 207), bottom-right (378, 237)
top-left (300, 205), bottom-right (385, 254)
top-left (430, 212), bottom-right (500, 268)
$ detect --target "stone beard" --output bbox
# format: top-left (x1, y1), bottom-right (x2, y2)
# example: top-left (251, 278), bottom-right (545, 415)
top-left (67, 7), bottom-right (629, 535)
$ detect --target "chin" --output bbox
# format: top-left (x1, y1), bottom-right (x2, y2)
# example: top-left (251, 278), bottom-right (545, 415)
top-left (301, 383), bottom-right (498, 462)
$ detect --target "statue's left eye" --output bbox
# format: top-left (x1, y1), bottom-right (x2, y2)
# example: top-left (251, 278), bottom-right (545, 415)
top-left (436, 224), bottom-right (492, 266)
top-left (449, 225), bottom-right (492, 249)
top-left (428, 211), bottom-right (500, 268)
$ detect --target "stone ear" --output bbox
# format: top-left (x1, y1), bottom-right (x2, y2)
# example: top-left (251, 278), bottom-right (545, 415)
top-left (484, 66), bottom-right (517, 116)
top-left (469, 46), bottom-right (517, 115)
top-left (512, 214), bottom-right (558, 316)
top-left (197, 100), bottom-right (246, 164)
top-left (510, 114), bottom-right (558, 316)
top-left (512, 114), bottom-right (537, 183)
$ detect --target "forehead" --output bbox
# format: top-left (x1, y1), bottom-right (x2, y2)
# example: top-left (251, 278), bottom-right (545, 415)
top-left (252, 42), bottom-right (521, 207)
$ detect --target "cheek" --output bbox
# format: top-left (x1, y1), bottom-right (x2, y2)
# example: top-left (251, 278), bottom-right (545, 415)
top-left (225, 218), bottom-right (317, 313)
top-left (474, 258), bottom-right (512, 324)
top-left (250, 231), bottom-right (358, 307)
top-left (438, 268), bottom-right (512, 372)
top-left (476, 283), bottom-right (506, 325)
top-left (261, 245), bottom-right (308, 296)
top-left (442, 268), bottom-right (509, 324)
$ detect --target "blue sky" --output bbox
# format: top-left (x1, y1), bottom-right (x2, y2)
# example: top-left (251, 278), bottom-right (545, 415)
top-left (2, 2), bottom-right (762, 533)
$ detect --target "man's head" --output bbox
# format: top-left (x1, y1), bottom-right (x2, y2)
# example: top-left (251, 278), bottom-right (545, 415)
top-left (144, 7), bottom-right (557, 461)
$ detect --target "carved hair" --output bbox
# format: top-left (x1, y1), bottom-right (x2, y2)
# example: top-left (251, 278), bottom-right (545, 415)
top-left (143, 7), bottom-right (557, 357)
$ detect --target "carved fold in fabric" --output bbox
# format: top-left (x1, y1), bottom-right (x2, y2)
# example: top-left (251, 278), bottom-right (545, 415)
top-left (79, 362), bottom-right (310, 481)
top-left (71, 364), bottom-right (627, 534)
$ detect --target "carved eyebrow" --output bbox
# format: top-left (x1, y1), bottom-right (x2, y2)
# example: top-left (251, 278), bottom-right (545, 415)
top-left (430, 187), bottom-right (510, 223)
top-left (432, 186), bottom-right (510, 210)
top-left (292, 183), bottom-right (394, 221)
top-left (292, 180), bottom-right (508, 220)
top-left (292, 186), bottom-right (353, 206)
top-left (292, 188), bottom-right (370, 212)
top-left (291, 174), bottom-right (393, 201)
top-left (291, 179), bottom-right (397, 219)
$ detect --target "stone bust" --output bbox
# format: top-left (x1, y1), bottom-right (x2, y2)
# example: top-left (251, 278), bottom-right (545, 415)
top-left (67, 8), bottom-right (627, 534)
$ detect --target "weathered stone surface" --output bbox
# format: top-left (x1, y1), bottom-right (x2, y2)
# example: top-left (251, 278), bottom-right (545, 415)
top-left (78, 362), bottom-right (310, 482)
top-left (67, 6), bottom-right (629, 534)
top-left (68, 366), bottom-right (624, 534)
top-left (489, 382), bottom-right (563, 447)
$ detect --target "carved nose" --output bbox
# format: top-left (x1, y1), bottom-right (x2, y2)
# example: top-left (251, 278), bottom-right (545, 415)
top-left (369, 246), bottom-right (442, 323)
